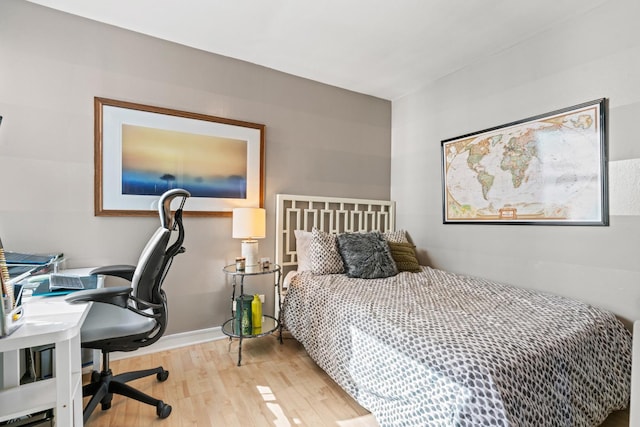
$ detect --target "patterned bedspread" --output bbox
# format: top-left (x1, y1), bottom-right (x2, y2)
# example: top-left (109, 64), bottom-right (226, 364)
top-left (282, 267), bottom-right (632, 427)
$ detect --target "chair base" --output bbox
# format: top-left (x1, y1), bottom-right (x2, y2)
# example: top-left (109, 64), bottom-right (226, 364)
top-left (82, 361), bottom-right (171, 424)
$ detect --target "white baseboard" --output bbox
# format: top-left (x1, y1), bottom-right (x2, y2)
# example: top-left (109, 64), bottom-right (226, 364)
top-left (109, 326), bottom-right (226, 362)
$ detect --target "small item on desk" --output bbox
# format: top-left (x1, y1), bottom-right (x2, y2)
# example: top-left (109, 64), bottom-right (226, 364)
top-left (1, 283), bottom-right (25, 337)
top-left (49, 273), bottom-right (85, 291)
top-left (260, 257), bottom-right (270, 269)
top-left (31, 274), bottom-right (98, 297)
top-left (1, 304), bottom-right (24, 336)
top-left (0, 248), bottom-right (14, 309)
top-left (13, 283), bottom-right (24, 309)
top-left (235, 257), bottom-right (246, 271)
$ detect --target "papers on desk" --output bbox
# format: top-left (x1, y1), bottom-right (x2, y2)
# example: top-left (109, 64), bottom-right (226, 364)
top-left (4, 252), bottom-right (59, 265)
top-left (49, 274), bottom-right (86, 291)
top-left (0, 241), bottom-right (64, 336)
top-left (32, 274), bottom-right (99, 297)
top-left (5, 251), bottom-right (63, 282)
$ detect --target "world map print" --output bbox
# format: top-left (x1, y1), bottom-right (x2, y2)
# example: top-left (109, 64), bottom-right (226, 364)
top-left (442, 101), bottom-right (605, 223)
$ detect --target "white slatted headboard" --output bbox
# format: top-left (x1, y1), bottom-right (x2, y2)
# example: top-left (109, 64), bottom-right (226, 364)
top-left (274, 194), bottom-right (395, 318)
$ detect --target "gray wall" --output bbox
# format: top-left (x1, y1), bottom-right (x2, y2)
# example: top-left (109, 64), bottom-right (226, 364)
top-left (0, 0), bottom-right (391, 334)
top-left (392, 0), bottom-right (640, 325)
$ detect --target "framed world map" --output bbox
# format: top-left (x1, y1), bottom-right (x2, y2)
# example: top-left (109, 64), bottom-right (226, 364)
top-left (441, 98), bottom-right (608, 225)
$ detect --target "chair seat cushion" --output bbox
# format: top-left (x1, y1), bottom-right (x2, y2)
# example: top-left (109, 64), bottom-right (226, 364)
top-left (81, 302), bottom-right (156, 344)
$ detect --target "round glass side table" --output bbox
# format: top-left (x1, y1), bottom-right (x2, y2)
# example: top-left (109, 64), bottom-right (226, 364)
top-left (222, 263), bottom-right (282, 366)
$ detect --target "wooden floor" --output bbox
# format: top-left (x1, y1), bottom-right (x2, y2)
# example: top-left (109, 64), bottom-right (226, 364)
top-left (83, 332), bottom-right (629, 426)
top-left (84, 332), bottom-right (375, 426)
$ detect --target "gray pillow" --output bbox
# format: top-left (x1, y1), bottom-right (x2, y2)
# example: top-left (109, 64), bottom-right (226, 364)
top-left (337, 231), bottom-right (398, 279)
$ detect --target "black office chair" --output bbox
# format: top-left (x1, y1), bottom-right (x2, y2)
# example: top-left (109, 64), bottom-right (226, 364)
top-left (67, 188), bottom-right (190, 424)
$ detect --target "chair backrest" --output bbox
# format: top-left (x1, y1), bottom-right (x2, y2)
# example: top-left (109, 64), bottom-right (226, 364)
top-left (131, 227), bottom-right (172, 305)
top-left (130, 189), bottom-right (189, 342)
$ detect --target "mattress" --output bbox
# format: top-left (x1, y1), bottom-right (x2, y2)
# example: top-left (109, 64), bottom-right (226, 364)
top-left (282, 267), bottom-right (632, 427)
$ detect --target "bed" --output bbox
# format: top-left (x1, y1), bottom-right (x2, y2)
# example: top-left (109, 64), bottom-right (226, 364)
top-left (275, 194), bottom-right (632, 427)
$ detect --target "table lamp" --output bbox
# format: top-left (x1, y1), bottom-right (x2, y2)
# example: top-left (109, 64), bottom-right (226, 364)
top-left (232, 207), bottom-right (266, 267)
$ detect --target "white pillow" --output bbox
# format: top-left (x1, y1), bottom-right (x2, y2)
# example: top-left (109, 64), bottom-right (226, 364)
top-left (294, 230), bottom-right (312, 271)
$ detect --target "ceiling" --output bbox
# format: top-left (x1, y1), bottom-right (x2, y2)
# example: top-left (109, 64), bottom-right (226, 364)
top-left (26, 0), bottom-right (608, 100)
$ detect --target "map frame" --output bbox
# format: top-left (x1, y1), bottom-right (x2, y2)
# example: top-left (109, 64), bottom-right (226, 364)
top-left (441, 98), bottom-right (608, 226)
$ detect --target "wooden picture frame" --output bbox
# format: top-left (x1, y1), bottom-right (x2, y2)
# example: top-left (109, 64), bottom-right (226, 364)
top-left (95, 97), bottom-right (264, 217)
top-left (441, 98), bottom-right (608, 225)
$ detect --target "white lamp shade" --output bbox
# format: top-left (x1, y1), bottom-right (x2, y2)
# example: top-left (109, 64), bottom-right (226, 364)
top-left (232, 208), bottom-right (266, 239)
top-left (233, 208), bottom-right (265, 267)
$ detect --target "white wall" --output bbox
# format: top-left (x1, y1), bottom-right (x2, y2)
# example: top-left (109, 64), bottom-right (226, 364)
top-left (392, 0), bottom-right (640, 325)
top-left (0, 0), bottom-right (391, 334)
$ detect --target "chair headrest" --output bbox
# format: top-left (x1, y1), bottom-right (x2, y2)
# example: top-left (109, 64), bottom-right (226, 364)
top-left (158, 189), bottom-right (190, 229)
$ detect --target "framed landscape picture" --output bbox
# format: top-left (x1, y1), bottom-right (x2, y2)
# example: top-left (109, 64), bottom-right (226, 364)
top-left (441, 98), bottom-right (608, 225)
top-left (95, 98), bottom-right (264, 217)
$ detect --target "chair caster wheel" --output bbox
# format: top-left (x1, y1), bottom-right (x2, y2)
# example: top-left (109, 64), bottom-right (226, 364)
top-left (157, 402), bottom-right (172, 418)
top-left (101, 402), bottom-right (112, 410)
top-left (91, 371), bottom-right (101, 383)
top-left (157, 369), bottom-right (169, 382)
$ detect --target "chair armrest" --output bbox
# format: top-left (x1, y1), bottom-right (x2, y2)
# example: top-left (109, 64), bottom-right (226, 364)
top-left (90, 265), bottom-right (136, 281)
top-left (66, 286), bottom-right (132, 308)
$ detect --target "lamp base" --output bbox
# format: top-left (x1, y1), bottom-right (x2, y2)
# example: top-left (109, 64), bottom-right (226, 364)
top-left (241, 240), bottom-right (259, 267)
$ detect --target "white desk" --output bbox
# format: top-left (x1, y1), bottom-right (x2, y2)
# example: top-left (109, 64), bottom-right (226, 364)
top-left (0, 269), bottom-right (101, 425)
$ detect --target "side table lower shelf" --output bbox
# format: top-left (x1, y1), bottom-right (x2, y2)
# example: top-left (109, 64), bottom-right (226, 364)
top-left (221, 315), bottom-right (279, 366)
